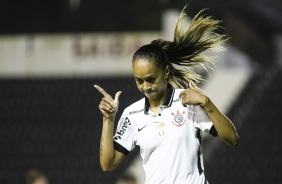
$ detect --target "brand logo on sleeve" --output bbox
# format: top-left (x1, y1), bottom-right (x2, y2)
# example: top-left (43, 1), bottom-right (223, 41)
top-left (114, 117), bottom-right (131, 140)
top-left (171, 110), bottom-right (186, 127)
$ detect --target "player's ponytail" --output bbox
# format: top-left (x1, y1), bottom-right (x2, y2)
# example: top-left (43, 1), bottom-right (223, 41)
top-left (133, 6), bottom-right (229, 89)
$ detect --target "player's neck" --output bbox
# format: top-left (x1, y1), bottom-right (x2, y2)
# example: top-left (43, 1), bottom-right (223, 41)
top-left (149, 88), bottom-right (168, 109)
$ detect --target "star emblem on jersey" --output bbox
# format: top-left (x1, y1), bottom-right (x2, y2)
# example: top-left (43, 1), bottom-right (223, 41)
top-left (171, 110), bottom-right (186, 127)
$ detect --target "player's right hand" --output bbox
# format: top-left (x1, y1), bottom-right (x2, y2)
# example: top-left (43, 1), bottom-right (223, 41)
top-left (94, 85), bottom-right (122, 118)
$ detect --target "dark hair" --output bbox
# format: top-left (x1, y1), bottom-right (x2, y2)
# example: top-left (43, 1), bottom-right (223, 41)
top-left (132, 6), bottom-right (228, 89)
top-left (133, 44), bottom-right (168, 69)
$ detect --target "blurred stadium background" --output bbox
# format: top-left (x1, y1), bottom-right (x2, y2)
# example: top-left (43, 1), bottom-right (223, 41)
top-left (0, 0), bottom-right (282, 184)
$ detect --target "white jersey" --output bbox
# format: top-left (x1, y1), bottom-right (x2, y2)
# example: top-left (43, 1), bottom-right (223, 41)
top-left (113, 86), bottom-right (217, 184)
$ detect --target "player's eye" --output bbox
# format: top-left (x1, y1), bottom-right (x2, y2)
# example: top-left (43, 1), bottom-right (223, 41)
top-left (135, 78), bottom-right (143, 83)
top-left (146, 77), bottom-right (156, 83)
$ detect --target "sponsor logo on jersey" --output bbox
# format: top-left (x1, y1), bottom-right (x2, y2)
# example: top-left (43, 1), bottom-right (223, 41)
top-left (129, 109), bottom-right (144, 115)
top-left (138, 125), bottom-right (147, 132)
top-left (171, 110), bottom-right (186, 127)
top-left (114, 117), bottom-right (131, 140)
top-left (172, 98), bottom-right (181, 103)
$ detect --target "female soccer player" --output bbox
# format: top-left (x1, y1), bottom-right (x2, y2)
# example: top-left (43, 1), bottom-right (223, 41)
top-left (94, 6), bottom-right (239, 184)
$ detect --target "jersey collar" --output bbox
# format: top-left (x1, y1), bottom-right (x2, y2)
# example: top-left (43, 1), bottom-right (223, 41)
top-left (144, 85), bottom-right (175, 114)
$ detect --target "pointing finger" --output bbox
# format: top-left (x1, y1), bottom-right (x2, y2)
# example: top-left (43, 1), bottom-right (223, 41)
top-left (94, 84), bottom-right (110, 97)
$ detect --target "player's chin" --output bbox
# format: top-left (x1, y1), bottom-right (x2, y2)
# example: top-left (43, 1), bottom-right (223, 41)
top-left (144, 92), bottom-right (158, 99)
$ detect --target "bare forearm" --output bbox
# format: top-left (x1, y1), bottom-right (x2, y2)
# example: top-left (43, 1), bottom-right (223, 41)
top-left (100, 117), bottom-right (117, 171)
top-left (95, 85), bottom-right (124, 171)
top-left (201, 97), bottom-right (239, 146)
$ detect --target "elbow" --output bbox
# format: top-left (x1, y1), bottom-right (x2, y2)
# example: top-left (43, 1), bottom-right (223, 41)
top-left (227, 134), bottom-right (240, 146)
top-left (101, 165), bottom-right (115, 172)
top-left (101, 167), bottom-right (114, 172)
top-left (233, 135), bottom-right (240, 146)
top-left (221, 133), bottom-right (240, 146)
top-left (100, 162), bottom-right (116, 172)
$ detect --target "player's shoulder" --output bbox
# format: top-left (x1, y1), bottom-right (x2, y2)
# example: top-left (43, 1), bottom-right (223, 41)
top-left (124, 97), bottom-right (145, 116)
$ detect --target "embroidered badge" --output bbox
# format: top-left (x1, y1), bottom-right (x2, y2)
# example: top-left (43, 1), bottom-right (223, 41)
top-left (155, 122), bottom-right (166, 140)
top-left (171, 110), bottom-right (186, 127)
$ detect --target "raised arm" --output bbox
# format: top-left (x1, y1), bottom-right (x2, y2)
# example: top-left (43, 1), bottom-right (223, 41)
top-left (200, 97), bottom-right (239, 146)
top-left (94, 85), bottom-right (125, 171)
top-left (179, 81), bottom-right (239, 146)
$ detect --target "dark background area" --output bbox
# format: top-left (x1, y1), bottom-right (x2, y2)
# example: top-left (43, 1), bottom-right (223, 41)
top-left (0, 0), bottom-right (281, 34)
top-left (0, 77), bottom-right (142, 184)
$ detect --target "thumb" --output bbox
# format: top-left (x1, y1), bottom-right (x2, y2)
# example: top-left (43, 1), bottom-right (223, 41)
top-left (114, 91), bottom-right (122, 102)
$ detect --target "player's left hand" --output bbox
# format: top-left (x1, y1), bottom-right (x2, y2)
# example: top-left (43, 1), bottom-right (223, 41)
top-left (179, 81), bottom-right (207, 107)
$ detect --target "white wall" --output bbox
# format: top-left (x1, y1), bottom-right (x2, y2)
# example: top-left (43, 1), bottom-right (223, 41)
top-left (0, 33), bottom-right (160, 77)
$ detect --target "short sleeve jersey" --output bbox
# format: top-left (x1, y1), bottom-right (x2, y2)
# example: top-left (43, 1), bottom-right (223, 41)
top-left (113, 86), bottom-right (217, 184)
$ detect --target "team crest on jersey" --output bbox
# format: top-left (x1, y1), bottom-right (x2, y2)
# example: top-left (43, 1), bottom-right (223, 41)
top-left (171, 110), bottom-right (186, 127)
